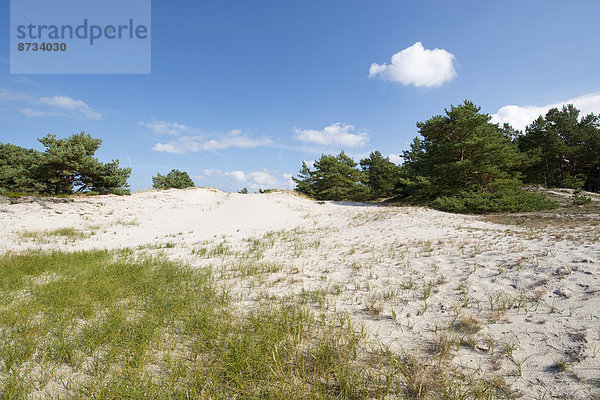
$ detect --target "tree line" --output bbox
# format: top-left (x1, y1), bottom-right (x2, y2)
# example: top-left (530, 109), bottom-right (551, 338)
top-left (0, 132), bottom-right (201, 196)
top-left (293, 101), bottom-right (600, 213)
top-left (2, 101), bottom-right (598, 213)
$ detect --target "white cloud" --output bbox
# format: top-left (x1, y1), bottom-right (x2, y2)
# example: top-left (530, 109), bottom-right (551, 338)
top-left (281, 173), bottom-right (295, 189)
top-left (369, 42), bottom-right (457, 88)
top-left (145, 121), bottom-right (272, 154)
top-left (19, 108), bottom-right (62, 117)
top-left (247, 171), bottom-right (279, 187)
top-left (37, 96), bottom-right (102, 120)
top-left (303, 160), bottom-right (315, 169)
top-left (388, 153), bottom-right (402, 165)
top-left (293, 122), bottom-right (368, 147)
top-left (140, 119), bottom-right (193, 135)
top-left (151, 142), bottom-right (186, 154)
top-left (491, 93), bottom-right (600, 131)
top-left (203, 169), bottom-right (246, 182)
top-left (203, 169), bottom-right (221, 177)
top-left (201, 169), bottom-right (292, 190)
top-left (0, 89), bottom-right (101, 120)
top-left (201, 134), bottom-right (273, 151)
top-left (152, 131), bottom-right (273, 154)
top-left (227, 171), bottom-right (248, 182)
top-left (0, 88), bottom-right (30, 101)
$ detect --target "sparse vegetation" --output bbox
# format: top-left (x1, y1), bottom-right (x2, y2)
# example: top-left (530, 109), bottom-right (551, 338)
top-left (456, 314), bottom-right (482, 335)
top-left (19, 227), bottom-right (91, 243)
top-left (2, 183), bottom-right (598, 398)
top-left (0, 250), bottom-right (391, 399)
top-left (552, 358), bottom-right (569, 373)
top-left (572, 189), bottom-right (592, 206)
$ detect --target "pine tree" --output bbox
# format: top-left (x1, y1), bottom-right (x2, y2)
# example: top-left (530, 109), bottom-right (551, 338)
top-left (0, 143), bottom-right (47, 194)
top-left (292, 161), bottom-right (315, 197)
top-left (399, 101), bottom-right (555, 213)
top-left (38, 132), bottom-right (131, 195)
top-left (152, 169), bottom-right (195, 190)
top-left (359, 151), bottom-right (400, 199)
top-left (293, 152), bottom-right (368, 201)
top-left (408, 100), bottom-right (526, 197)
top-left (519, 105), bottom-right (600, 191)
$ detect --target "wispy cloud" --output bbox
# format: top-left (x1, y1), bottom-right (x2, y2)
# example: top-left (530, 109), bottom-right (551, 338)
top-left (0, 88), bottom-right (102, 120)
top-left (139, 119), bottom-right (195, 135)
top-left (37, 96), bottom-right (102, 120)
top-left (0, 88), bottom-right (31, 101)
top-left (369, 42), bottom-right (457, 88)
top-left (201, 169), bottom-right (293, 190)
top-left (490, 93), bottom-right (600, 131)
top-left (19, 108), bottom-right (63, 117)
top-left (293, 122), bottom-right (369, 148)
top-left (11, 76), bottom-right (35, 84)
top-left (148, 124), bottom-right (273, 154)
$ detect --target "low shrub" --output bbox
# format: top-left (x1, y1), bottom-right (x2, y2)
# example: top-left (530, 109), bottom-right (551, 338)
top-left (572, 190), bottom-right (592, 206)
top-left (431, 189), bottom-right (559, 214)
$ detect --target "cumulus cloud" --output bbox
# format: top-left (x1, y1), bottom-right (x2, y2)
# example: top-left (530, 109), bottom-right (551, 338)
top-left (201, 132), bottom-right (273, 151)
top-left (227, 171), bottom-right (248, 182)
top-left (248, 171), bottom-right (280, 187)
top-left (203, 169), bottom-right (221, 177)
top-left (293, 122), bottom-right (368, 147)
top-left (0, 88), bottom-right (102, 120)
top-left (202, 169), bottom-right (290, 190)
top-left (204, 169), bottom-right (246, 182)
top-left (152, 132), bottom-right (273, 154)
top-left (491, 93), bottom-right (600, 131)
top-left (303, 160), bottom-right (315, 169)
top-left (369, 42), bottom-right (457, 88)
top-left (151, 142), bottom-right (187, 154)
top-left (140, 119), bottom-right (194, 135)
top-left (281, 173), bottom-right (295, 189)
top-left (387, 153), bottom-right (402, 165)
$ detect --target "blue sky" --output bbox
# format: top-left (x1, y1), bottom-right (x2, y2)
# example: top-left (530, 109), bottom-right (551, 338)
top-left (1, 0), bottom-right (600, 192)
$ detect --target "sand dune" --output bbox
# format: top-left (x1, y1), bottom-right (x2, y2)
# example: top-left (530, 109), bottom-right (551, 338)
top-left (1, 188), bottom-right (599, 398)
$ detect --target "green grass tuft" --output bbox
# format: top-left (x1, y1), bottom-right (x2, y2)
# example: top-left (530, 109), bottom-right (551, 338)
top-left (0, 250), bottom-right (507, 399)
top-left (19, 227), bottom-right (91, 243)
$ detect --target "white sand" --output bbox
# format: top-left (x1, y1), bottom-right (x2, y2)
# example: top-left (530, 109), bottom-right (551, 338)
top-left (1, 187), bottom-right (599, 398)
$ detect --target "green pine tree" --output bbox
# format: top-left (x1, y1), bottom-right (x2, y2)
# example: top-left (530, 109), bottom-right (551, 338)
top-left (359, 151), bottom-right (400, 199)
top-left (152, 169), bottom-right (195, 190)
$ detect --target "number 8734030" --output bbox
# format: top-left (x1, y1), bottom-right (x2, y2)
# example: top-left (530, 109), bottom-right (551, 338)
top-left (18, 42), bottom-right (67, 51)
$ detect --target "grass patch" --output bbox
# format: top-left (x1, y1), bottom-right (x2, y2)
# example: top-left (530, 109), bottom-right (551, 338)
top-left (236, 261), bottom-right (282, 278)
top-left (19, 227), bottom-right (91, 243)
top-left (0, 250), bottom-right (507, 399)
top-left (455, 314), bottom-right (482, 335)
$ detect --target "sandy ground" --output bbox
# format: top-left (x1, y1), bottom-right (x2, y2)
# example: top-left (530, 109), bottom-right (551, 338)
top-left (1, 188), bottom-right (599, 398)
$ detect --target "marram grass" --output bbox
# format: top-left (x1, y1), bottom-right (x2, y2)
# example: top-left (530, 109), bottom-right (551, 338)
top-left (0, 250), bottom-right (504, 399)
